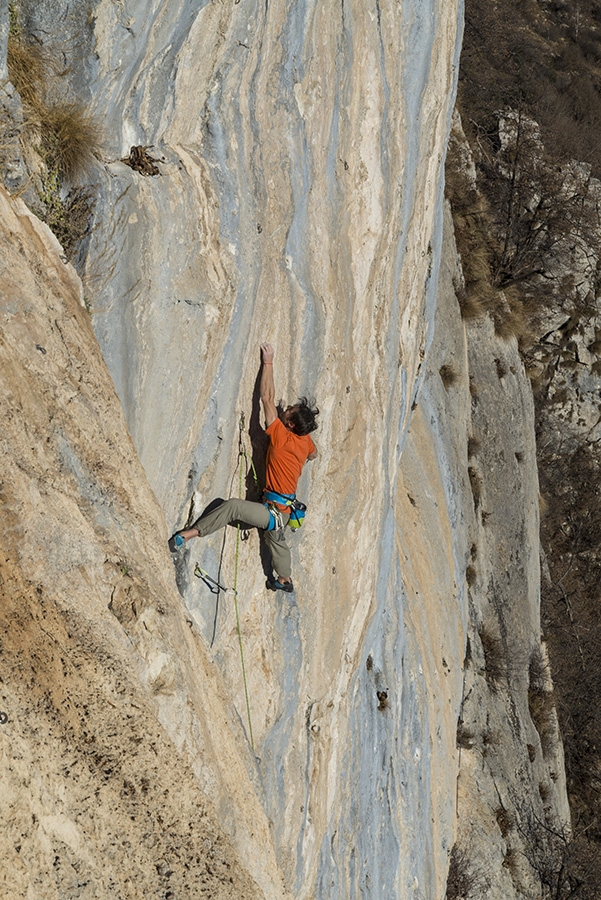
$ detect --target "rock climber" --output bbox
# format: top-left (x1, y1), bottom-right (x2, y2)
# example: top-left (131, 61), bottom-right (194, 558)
top-left (168, 342), bottom-right (319, 592)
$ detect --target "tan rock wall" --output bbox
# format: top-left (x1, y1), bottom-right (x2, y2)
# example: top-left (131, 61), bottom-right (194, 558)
top-left (0, 186), bottom-right (289, 899)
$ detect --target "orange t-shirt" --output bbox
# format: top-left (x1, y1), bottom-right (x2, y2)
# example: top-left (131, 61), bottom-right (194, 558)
top-left (265, 418), bottom-right (315, 502)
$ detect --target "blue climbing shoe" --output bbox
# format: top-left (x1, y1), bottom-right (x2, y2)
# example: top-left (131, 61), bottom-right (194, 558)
top-left (269, 578), bottom-right (294, 593)
top-left (168, 533), bottom-right (185, 553)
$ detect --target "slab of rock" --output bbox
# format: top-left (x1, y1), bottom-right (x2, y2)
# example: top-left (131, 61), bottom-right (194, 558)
top-left (0, 185), bottom-right (290, 900)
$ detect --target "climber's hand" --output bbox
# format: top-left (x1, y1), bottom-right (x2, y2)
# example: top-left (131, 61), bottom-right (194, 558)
top-left (261, 343), bottom-right (275, 364)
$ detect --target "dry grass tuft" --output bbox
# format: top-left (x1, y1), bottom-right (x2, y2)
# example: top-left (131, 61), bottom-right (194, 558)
top-left (539, 780), bottom-right (553, 805)
top-left (3, 16), bottom-right (102, 257)
top-left (456, 720), bottom-right (476, 749)
top-left (528, 646), bottom-right (557, 756)
top-left (482, 726), bottom-right (501, 754)
top-left (7, 37), bottom-right (53, 107)
top-left (6, 22), bottom-right (102, 185)
top-left (458, 239), bottom-right (496, 316)
top-left (39, 100), bottom-right (102, 180)
top-left (440, 363), bottom-right (459, 388)
top-left (496, 806), bottom-right (515, 837)
top-left (493, 306), bottom-right (527, 342)
top-left (446, 140), bottom-right (496, 324)
top-left (479, 624), bottom-right (508, 689)
top-left (456, 282), bottom-right (488, 320)
top-left (490, 287), bottom-right (537, 347)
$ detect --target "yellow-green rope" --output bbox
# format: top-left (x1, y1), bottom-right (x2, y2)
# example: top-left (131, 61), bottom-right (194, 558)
top-left (232, 414), bottom-right (255, 752)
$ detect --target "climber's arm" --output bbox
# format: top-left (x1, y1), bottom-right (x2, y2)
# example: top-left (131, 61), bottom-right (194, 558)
top-left (260, 343), bottom-right (278, 428)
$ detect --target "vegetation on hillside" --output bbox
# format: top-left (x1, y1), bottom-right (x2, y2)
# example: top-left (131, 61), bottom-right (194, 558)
top-left (2, 2), bottom-right (101, 259)
top-left (460, 0), bottom-right (601, 175)
top-left (449, 0), bottom-right (601, 895)
top-left (449, 0), bottom-right (601, 350)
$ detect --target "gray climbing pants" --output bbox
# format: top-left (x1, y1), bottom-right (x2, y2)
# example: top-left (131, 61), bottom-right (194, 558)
top-left (192, 498), bottom-right (292, 579)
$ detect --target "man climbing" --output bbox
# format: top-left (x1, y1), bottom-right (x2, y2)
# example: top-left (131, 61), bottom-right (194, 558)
top-left (168, 342), bottom-right (319, 592)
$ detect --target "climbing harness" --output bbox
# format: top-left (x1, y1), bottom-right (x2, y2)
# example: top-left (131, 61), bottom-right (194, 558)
top-left (263, 489), bottom-right (307, 530)
top-left (265, 504), bottom-right (287, 534)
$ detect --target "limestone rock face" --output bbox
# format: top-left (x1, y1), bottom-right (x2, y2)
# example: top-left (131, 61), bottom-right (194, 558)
top-left (1, 0), bottom-right (464, 893)
top-left (0, 186), bottom-right (288, 900)
top-left (79, 2), bottom-right (464, 893)
top-left (438, 122), bottom-right (571, 896)
top-left (0, 1), bottom-right (27, 191)
top-left (73, 0), bottom-right (462, 525)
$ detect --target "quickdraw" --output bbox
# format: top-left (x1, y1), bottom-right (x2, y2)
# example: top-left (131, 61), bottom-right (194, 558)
top-left (194, 563), bottom-right (234, 595)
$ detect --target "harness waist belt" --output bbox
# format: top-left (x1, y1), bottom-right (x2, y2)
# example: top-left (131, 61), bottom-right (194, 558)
top-left (263, 490), bottom-right (296, 507)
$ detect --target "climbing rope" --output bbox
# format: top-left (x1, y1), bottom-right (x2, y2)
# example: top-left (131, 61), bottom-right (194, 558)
top-left (231, 412), bottom-right (255, 751)
top-left (195, 413), bottom-right (257, 751)
top-left (201, 411), bottom-right (259, 644)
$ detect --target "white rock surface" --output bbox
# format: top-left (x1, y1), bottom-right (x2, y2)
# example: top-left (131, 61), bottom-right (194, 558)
top-left (79, 3), bottom-right (465, 890)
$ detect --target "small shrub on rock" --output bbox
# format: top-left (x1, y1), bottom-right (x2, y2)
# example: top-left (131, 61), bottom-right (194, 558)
top-left (479, 624), bottom-right (508, 690)
top-left (445, 845), bottom-right (483, 900)
top-left (440, 364), bottom-right (459, 388)
top-left (528, 646), bottom-right (557, 756)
